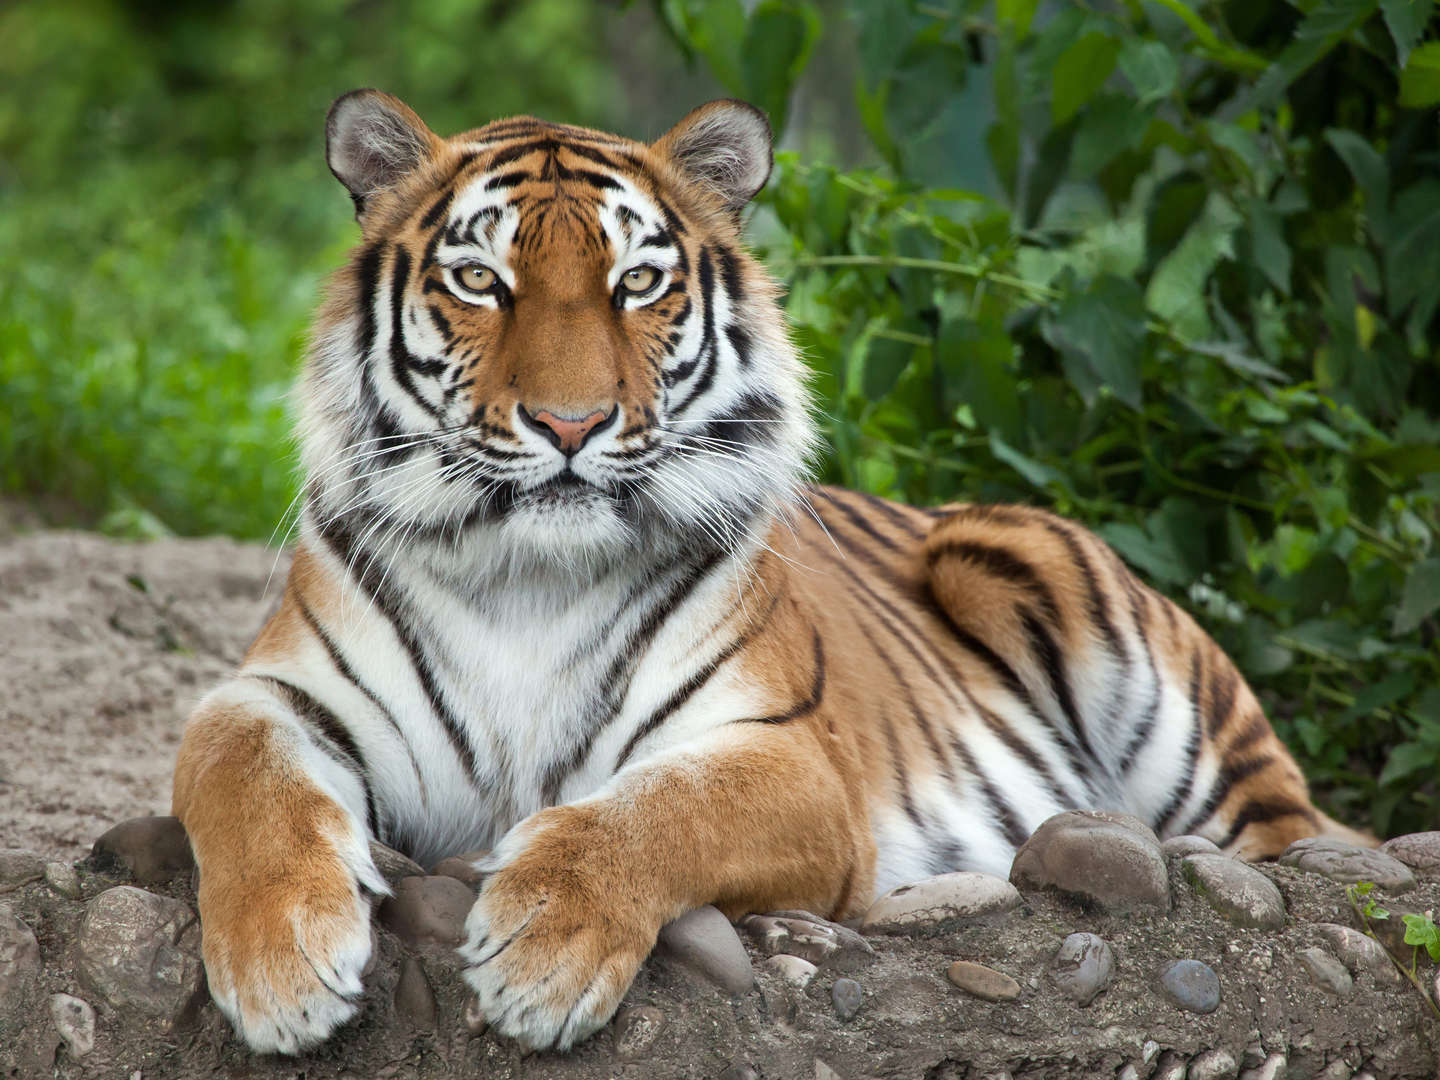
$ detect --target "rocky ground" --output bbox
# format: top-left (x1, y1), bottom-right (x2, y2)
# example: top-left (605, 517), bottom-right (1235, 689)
top-left (1, 527), bottom-right (1438, 1079)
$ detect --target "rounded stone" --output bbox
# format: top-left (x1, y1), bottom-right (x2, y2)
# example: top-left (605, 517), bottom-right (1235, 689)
top-left (1311, 923), bottom-right (1401, 986)
top-left (1153, 1050), bottom-right (1188, 1080)
top-left (742, 911), bottom-right (875, 972)
top-left (76, 886), bottom-right (204, 1027)
top-left (1380, 832), bottom-right (1440, 872)
top-left (1050, 932), bottom-right (1113, 1006)
top-left (946, 960), bottom-right (1020, 1002)
top-left (1240, 1052), bottom-right (1287, 1080)
top-left (1188, 1049), bottom-right (1238, 1080)
top-left (49, 994), bottom-right (95, 1059)
top-left (861, 872), bottom-right (1022, 934)
top-left (831, 977), bottom-right (863, 1022)
top-left (1161, 835), bottom-right (1222, 857)
top-left (719, 1067), bottom-right (759, 1080)
top-left (91, 817), bottom-right (194, 885)
top-left (369, 842), bottom-right (426, 887)
top-left (0, 907), bottom-right (42, 1021)
top-left (767, 953), bottom-right (818, 989)
top-left (378, 874), bottom-right (474, 948)
top-left (1158, 959), bottom-right (1220, 1014)
top-left (1278, 837), bottom-right (1416, 893)
top-left (1009, 810), bottom-right (1170, 913)
top-left (431, 849), bottom-right (488, 888)
top-left (657, 905), bottom-right (753, 995)
top-left (1298, 947), bottom-right (1353, 998)
top-left (613, 1004), bottom-right (664, 1060)
top-left (1181, 854), bottom-right (1286, 929)
top-left (43, 861), bottom-right (81, 899)
top-left (394, 956), bottom-right (437, 1029)
top-left (0, 851), bottom-right (44, 887)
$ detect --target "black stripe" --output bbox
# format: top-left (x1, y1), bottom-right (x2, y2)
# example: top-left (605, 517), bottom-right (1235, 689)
top-left (1215, 799), bottom-right (1311, 850)
top-left (1207, 660), bottom-right (1241, 737)
top-left (613, 591), bottom-right (784, 770)
top-left (947, 730), bottom-right (1032, 849)
top-left (386, 248), bottom-right (440, 411)
top-left (737, 627), bottom-right (826, 724)
top-left (879, 707), bottom-right (927, 831)
top-left (715, 246), bottom-right (745, 302)
top-left (1152, 653), bottom-right (1205, 836)
top-left (251, 674), bottom-right (377, 835)
top-left (928, 539), bottom-right (1063, 627)
top-left (723, 323), bottom-right (753, 369)
top-left (316, 519), bottom-right (485, 785)
top-left (420, 190), bottom-right (454, 228)
top-left (1175, 755), bottom-right (1269, 836)
top-left (1019, 608), bottom-right (1096, 761)
top-left (293, 593), bottom-right (426, 814)
top-left (1119, 575), bottom-right (1162, 775)
top-left (860, 621), bottom-right (956, 784)
top-left (670, 248), bottom-right (719, 412)
top-left (814, 488), bottom-right (903, 552)
top-left (1038, 518), bottom-right (1127, 662)
top-left (695, 389), bottom-right (782, 452)
top-left (354, 242), bottom-right (384, 356)
top-left (848, 489), bottom-right (926, 539)
top-left (485, 169), bottom-right (532, 190)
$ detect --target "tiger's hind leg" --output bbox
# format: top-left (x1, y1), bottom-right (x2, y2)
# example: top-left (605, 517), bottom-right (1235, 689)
top-left (921, 503), bottom-right (1373, 859)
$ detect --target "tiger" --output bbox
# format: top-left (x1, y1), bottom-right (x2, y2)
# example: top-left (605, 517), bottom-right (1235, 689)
top-left (172, 89), bottom-right (1370, 1056)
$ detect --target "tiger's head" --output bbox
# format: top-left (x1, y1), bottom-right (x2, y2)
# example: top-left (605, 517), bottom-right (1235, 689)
top-left (302, 91), bottom-right (814, 573)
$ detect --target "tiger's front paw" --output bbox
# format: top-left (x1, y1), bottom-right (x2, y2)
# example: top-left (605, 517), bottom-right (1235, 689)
top-left (198, 848), bottom-right (383, 1054)
top-left (459, 809), bottom-right (658, 1051)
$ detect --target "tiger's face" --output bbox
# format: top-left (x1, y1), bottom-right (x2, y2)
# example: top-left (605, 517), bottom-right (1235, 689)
top-left (303, 92), bottom-right (814, 569)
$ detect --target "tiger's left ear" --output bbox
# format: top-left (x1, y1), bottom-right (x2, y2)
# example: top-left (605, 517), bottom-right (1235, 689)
top-left (326, 89), bottom-right (442, 218)
top-left (653, 100), bottom-right (773, 214)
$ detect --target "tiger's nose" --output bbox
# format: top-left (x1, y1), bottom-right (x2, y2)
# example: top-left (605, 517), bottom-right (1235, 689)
top-left (517, 404), bottom-right (617, 456)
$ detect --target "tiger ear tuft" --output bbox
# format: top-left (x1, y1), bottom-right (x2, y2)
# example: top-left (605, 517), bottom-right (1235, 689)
top-left (326, 90), bottom-right (439, 216)
top-left (654, 100), bottom-right (773, 214)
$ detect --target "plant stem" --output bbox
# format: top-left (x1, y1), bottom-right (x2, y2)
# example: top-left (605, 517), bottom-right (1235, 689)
top-left (1347, 886), bottom-right (1440, 1021)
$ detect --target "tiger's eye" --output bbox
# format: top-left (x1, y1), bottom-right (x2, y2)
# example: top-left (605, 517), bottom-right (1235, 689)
top-left (619, 266), bottom-right (660, 294)
top-left (458, 265), bottom-right (497, 292)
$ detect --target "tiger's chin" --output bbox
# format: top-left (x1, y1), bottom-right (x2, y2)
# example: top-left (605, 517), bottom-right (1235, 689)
top-left (495, 484), bottom-right (635, 568)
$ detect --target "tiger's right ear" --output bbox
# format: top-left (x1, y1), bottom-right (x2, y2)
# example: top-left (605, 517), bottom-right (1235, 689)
top-left (326, 90), bottom-right (441, 218)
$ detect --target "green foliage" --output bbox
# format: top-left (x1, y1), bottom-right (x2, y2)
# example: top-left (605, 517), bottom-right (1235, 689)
top-left (656, 0), bottom-right (1440, 835)
top-left (1403, 910), bottom-right (1440, 962)
top-left (0, 0), bottom-right (616, 538)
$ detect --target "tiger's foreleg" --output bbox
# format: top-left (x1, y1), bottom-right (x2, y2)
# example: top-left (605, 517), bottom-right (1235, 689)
top-left (460, 720), bottom-right (868, 1051)
top-left (173, 679), bottom-right (385, 1054)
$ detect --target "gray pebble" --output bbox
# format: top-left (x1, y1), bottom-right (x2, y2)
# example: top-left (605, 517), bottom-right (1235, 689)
top-left (394, 956), bottom-right (437, 1029)
top-left (76, 886), bottom-right (204, 1027)
top-left (946, 960), bottom-right (1020, 1002)
top-left (1152, 1051), bottom-right (1187, 1080)
top-left (1010, 810), bottom-right (1170, 913)
top-left (0, 851), bottom-right (44, 887)
top-left (1298, 947), bottom-right (1353, 997)
top-left (719, 1067), bottom-right (759, 1080)
top-left (657, 905), bottom-right (753, 995)
top-left (1279, 838), bottom-right (1415, 893)
top-left (1188, 1049), bottom-right (1238, 1080)
top-left (1158, 959), bottom-right (1220, 1014)
top-left (1117, 1066), bottom-right (1140, 1080)
top-left (743, 911), bottom-right (875, 971)
top-left (612, 1004), bottom-right (664, 1060)
top-left (767, 953), bottom-right (818, 988)
top-left (860, 872), bottom-right (1021, 933)
top-left (49, 994), bottom-right (95, 1058)
top-left (378, 875), bottom-right (473, 948)
top-left (1311, 923), bottom-right (1400, 986)
top-left (1239, 1053), bottom-right (1287, 1080)
top-left (369, 842), bottom-right (426, 887)
top-left (1162, 835), bottom-right (1222, 857)
top-left (1182, 854), bottom-right (1286, 929)
top-left (1142, 1040), bottom-right (1160, 1063)
top-left (1316, 1064), bottom-right (1352, 1080)
top-left (430, 849), bottom-right (488, 887)
top-left (0, 907), bottom-right (42, 1020)
top-left (91, 817), bottom-right (193, 885)
top-left (44, 861), bottom-right (80, 899)
top-left (815, 1060), bottom-right (844, 1080)
top-left (1379, 831), bottom-right (1440, 871)
top-left (1051, 932), bottom-right (1113, 1006)
top-left (831, 977), bottom-right (863, 1021)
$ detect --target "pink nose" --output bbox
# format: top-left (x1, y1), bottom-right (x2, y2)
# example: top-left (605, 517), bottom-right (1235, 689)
top-left (518, 405), bottom-right (615, 455)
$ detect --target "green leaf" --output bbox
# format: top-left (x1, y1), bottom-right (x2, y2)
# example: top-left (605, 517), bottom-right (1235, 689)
top-left (1098, 523), bottom-right (1191, 586)
top-left (1052, 32), bottom-right (1121, 125)
top-left (1399, 41), bottom-right (1440, 107)
top-left (989, 432), bottom-right (1068, 493)
top-left (1394, 557), bottom-right (1440, 635)
top-left (1379, 741), bottom-right (1440, 787)
top-left (1401, 912), bottom-right (1440, 961)
top-left (937, 316), bottom-right (1023, 443)
top-left (1145, 191), bottom-right (1242, 339)
top-left (1226, 0), bottom-right (1378, 117)
top-left (740, 1), bottom-right (820, 137)
top-left (1382, 0), bottom-right (1433, 66)
top-left (1325, 129), bottom-right (1391, 238)
top-left (1118, 38), bottom-right (1179, 104)
top-left (1247, 200), bottom-right (1292, 295)
top-left (1041, 274), bottom-right (1147, 410)
top-left (1070, 93), bottom-right (1152, 177)
top-left (996, 0), bottom-right (1040, 35)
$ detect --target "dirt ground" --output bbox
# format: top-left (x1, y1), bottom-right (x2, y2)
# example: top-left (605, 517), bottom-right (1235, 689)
top-left (0, 509), bottom-right (290, 858)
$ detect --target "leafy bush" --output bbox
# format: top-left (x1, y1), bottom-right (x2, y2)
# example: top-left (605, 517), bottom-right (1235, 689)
top-left (655, 0), bottom-right (1440, 835)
